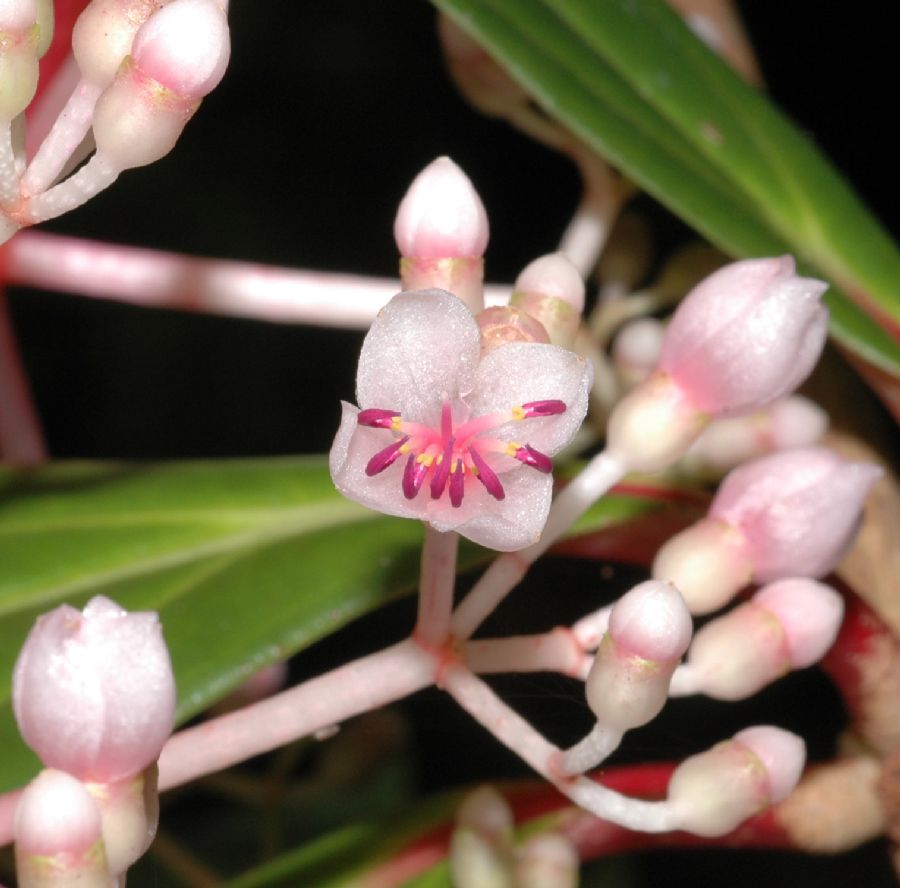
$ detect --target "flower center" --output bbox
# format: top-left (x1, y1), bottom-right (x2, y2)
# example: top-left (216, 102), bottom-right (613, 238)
top-left (357, 400), bottom-right (566, 507)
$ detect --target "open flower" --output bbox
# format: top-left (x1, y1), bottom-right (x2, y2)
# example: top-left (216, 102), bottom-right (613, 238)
top-left (330, 289), bottom-right (592, 550)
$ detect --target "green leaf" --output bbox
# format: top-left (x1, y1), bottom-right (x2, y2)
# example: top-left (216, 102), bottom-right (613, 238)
top-left (432, 0), bottom-right (900, 378)
top-left (0, 458), bottom-right (675, 793)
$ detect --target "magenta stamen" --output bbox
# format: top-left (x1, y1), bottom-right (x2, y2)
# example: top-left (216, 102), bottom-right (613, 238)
top-left (365, 436), bottom-right (409, 476)
top-left (449, 459), bottom-right (465, 508)
top-left (515, 444), bottom-right (553, 473)
top-left (469, 447), bottom-right (505, 501)
top-left (430, 437), bottom-right (454, 499)
top-left (403, 454), bottom-right (429, 499)
top-left (521, 400), bottom-right (566, 418)
top-left (358, 408), bottom-right (399, 428)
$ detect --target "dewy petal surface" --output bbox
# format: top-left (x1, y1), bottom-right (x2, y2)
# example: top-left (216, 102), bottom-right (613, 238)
top-left (467, 342), bottom-right (593, 456)
top-left (356, 289), bottom-right (481, 427)
top-left (331, 289), bottom-right (594, 550)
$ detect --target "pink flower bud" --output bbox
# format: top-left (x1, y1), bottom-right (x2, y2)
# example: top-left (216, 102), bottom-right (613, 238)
top-left (0, 0), bottom-right (39, 120)
top-left (654, 447), bottom-right (881, 613)
top-left (585, 581), bottom-right (692, 731)
top-left (667, 726), bottom-right (805, 836)
top-left (685, 579), bottom-right (843, 699)
top-left (394, 156), bottom-right (489, 261)
top-left (658, 256), bottom-right (828, 417)
top-left (132, 0), bottom-right (230, 100)
top-left (477, 305), bottom-right (550, 355)
top-left (711, 447), bottom-right (881, 581)
top-left (72, 0), bottom-right (161, 88)
top-left (14, 769), bottom-right (113, 888)
top-left (509, 253), bottom-right (584, 349)
top-left (13, 596), bottom-right (176, 784)
top-left (514, 833), bottom-right (579, 888)
top-left (0, 0), bottom-right (36, 30)
top-left (683, 395), bottom-right (828, 477)
top-left (611, 317), bottom-right (665, 389)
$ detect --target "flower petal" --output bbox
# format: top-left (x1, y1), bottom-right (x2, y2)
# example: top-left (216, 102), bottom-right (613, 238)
top-left (356, 289), bottom-right (481, 427)
top-left (466, 342), bottom-right (593, 455)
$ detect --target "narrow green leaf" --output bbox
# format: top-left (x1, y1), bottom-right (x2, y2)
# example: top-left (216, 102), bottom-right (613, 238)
top-left (432, 0), bottom-right (900, 378)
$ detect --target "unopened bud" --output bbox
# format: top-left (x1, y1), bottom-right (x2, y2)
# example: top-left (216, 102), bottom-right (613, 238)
top-left (611, 317), bottom-right (665, 389)
top-left (477, 305), bottom-right (550, 355)
top-left (655, 448), bottom-right (880, 613)
top-left (514, 833), bottom-right (579, 888)
top-left (509, 253), bottom-right (584, 349)
top-left (72, 0), bottom-right (163, 88)
top-left (395, 156), bottom-right (489, 314)
top-left (585, 580), bottom-right (692, 731)
top-left (667, 726), bottom-right (805, 837)
top-left (686, 579), bottom-right (843, 700)
top-left (658, 256), bottom-right (828, 418)
top-left (0, 0), bottom-right (39, 120)
top-left (451, 786), bottom-right (514, 888)
top-left (15, 769), bottom-right (114, 888)
top-left (683, 395), bottom-right (828, 477)
top-left (652, 517), bottom-right (753, 615)
top-left (13, 595), bottom-right (176, 784)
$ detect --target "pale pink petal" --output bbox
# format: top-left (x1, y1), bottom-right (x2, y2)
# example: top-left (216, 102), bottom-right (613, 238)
top-left (466, 342), bottom-right (593, 454)
top-left (356, 289), bottom-right (481, 427)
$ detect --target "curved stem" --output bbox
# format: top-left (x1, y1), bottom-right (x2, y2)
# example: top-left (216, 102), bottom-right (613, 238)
top-left (21, 150), bottom-right (119, 224)
top-left (450, 450), bottom-right (626, 641)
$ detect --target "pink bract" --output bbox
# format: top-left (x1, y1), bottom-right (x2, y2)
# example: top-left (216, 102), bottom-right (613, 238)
top-left (329, 289), bottom-right (592, 551)
top-left (659, 256), bottom-right (828, 417)
top-left (13, 596), bottom-right (176, 784)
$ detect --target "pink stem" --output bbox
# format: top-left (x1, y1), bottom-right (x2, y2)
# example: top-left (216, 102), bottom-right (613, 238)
top-left (462, 628), bottom-right (590, 678)
top-left (0, 288), bottom-right (47, 464)
top-left (415, 527), bottom-right (459, 647)
top-left (26, 55), bottom-right (84, 162)
top-left (156, 638), bottom-right (434, 792)
top-left (442, 664), bottom-right (679, 832)
top-left (2, 232), bottom-right (511, 328)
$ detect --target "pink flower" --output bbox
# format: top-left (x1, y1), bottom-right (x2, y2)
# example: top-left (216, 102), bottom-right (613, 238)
top-left (13, 596), bottom-right (176, 784)
top-left (330, 289), bottom-right (592, 550)
top-left (659, 255), bottom-right (828, 417)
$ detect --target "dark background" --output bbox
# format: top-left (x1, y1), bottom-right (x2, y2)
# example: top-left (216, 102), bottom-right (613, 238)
top-left (5, 3), bottom-right (898, 886)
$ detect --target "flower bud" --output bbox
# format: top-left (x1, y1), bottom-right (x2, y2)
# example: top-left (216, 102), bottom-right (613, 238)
top-left (659, 256), bottom-right (828, 418)
top-left (509, 253), bottom-right (584, 349)
top-left (0, 0), bottom-right (39, 120)
top-left (585, 581), bottom-right (692, 731)
top-left (667, 726), bottom-right (805, 837)
top-left (15, 769), bottom-right (114, 888)
top-left (72, 0), bottom-right (163, 88)
top-left (514, 833), bottom-right (579, 888)
top-left (395, 156), bottom-right (489, 314)
top-left (477, 305), bottom-right (550, 355)
top-left (131, 0), bottom-right (230, 99)
top-left (685, 579), bottom-right (844, 699)
top-left (611, 317), bottom-right (665, 389)
top-left (682, 395), bottom-right (828, 477)
top-left (13, 596), bottom-right (176, 784)
top-left (90, 0), bottom-right (229, 170)
top-left (451, 786), bottom-right (514, 888)
top-left (654, 447), bottom-right (881, 614)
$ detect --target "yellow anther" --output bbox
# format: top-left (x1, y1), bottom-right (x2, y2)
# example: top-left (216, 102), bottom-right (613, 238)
top-left (511, 405), bottom-right (526, 421)
top-left (399, 443), bottom-right (411, 454)
top-left (505, 442), bottom-right (522, 457)
top-left (390, 416), bottom-right (403, 431)
top-left (417, 454), bottom-right (434, 467)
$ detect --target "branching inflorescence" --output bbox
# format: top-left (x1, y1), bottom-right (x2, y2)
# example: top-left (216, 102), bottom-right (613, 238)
top-left (0, 2), bottom-right (892, 886)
